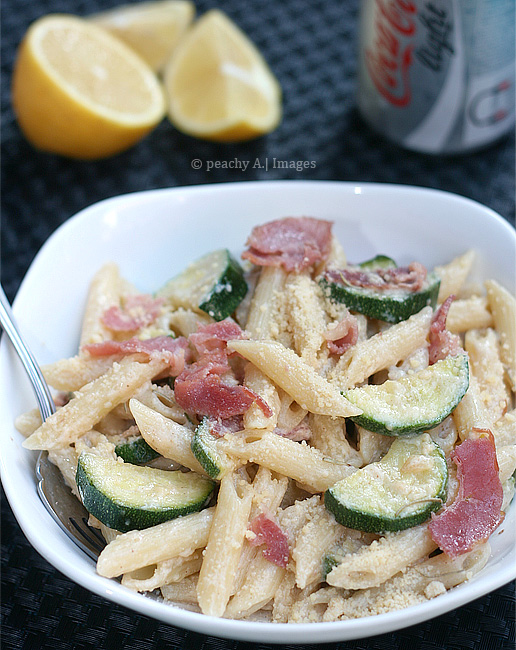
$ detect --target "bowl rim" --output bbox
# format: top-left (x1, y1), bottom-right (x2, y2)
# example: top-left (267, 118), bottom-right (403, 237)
top-left (1, 180), bottom-right (515, 644)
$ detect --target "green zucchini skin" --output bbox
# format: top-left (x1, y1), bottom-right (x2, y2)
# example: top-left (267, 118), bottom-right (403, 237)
top-left (325, 435), bottom-right (448, 534)
top-left (191, 418), bottom-right (224, 479)
top-left (114, 436), bottom-right (160, 464)
top-left (76, 453), bottom-right (215, 532)
top-left (346, 354), bottom-right (469, 437)
top-left (157, 249), bottom-right (248, 322)
top-left (319, 271), bottom-right (440, 323)
top-left (359, 255), bottom-right (397, 271)
top-left (198, 252), bottom-right (248, 321)
top-left (324, 487), bottom-right (444, 533)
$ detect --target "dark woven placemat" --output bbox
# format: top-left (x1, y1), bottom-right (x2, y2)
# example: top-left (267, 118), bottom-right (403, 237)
top-left (1, 0), bottom-right (515, 648)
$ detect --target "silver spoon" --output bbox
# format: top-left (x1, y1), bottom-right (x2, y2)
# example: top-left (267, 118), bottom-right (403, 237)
top-left (0, 285), bottom-right (105, 560)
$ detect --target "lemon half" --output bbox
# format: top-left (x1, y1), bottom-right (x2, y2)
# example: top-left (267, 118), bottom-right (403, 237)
top-left (90, 0), bottom-right (195, 73)
top-left (12, 14), bottom-right (166, 159)
top-left (163, 10), bottom-right (282, 142)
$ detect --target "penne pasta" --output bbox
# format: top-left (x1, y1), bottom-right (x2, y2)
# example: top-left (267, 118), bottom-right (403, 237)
top-left (228, 339), bottom-right (362, 418)
top-left (97, 507), bottom-right (214, 578)
top-left (129, 399), bottom-right (206, 474)
top-left (23, 357), bottom-right (167, 450)
top-left (435, 250), bottom-right (475, 303)
top-left (329, 307), bottom-right (433, 389)
top-left (485, 279), bottom-right (516, 391)
top-left (223, 432), bottom-right (356, 493)
top-left (80, 262), bottom-right (124, 346)
top-left (325, 524), bottom-right (437, 590)
top-left (196, 473), bottom-right (253, 617)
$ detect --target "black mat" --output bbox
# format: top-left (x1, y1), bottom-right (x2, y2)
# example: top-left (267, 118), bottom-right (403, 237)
top-left (1, 0), bottom-right (515, 648)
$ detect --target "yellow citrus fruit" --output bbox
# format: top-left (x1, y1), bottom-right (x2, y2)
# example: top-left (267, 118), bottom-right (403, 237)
top-left (11, 14), bottom-right (166, 159)
top-left (89, 0), bottom-right (195, 73)
top-left (163, 10), bottom-right (282, 142)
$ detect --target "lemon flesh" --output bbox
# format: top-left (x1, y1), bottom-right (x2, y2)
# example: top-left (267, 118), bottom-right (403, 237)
top-left (12, 14), bottom-right (166, 159)
top-left (164, 10), bottom-right (282, 141)
top-left (90, 0), bottom-right (195, 72)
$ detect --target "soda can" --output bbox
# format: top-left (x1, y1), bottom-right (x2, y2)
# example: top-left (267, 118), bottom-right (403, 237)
top-left (357, 0), bottom-right (515, 155)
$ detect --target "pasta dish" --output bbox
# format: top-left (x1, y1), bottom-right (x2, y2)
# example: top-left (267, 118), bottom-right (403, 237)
top-left (17, 216), bottom-right (516, 622)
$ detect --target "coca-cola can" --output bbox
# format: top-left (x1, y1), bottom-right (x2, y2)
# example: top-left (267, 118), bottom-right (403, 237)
top-left (357, 0), bottom-right (515, 155)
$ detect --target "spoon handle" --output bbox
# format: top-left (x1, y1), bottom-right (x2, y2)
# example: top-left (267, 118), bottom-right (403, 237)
top-left (0, 286), bottom-right (55, 421)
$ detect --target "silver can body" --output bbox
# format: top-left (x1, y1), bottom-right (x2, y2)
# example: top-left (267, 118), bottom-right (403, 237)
top-left (357, 0), bottom-right (515, 154)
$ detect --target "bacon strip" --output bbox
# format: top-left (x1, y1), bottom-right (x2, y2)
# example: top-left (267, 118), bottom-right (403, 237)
top-left (248, 513), bottom-right (290, 568)
top-left (324, 261), bottom-right (427, 293)
top-left (83, 336), bottom-right (189, 375)
top-left (101, 294), bottom-right (164, 332)
top-left (323, 310), bottom-right (359, 355)
top-left (428, 296), bottom-right (463, 364)
top-left (174, 326), bottom-right (272, 420)
top-left (429, 430), bottom-right (504, 557)
top-left (189, 319), bottom-right (247, 356)
top-left (242, 217), bottom-right (333, 272)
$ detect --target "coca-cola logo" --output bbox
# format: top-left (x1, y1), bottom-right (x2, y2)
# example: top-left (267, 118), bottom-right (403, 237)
top-left (365, 0), bottom-right (417, 107)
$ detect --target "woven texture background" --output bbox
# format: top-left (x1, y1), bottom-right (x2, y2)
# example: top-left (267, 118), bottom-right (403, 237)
top-left (1, 0), bottom-right (515, 648)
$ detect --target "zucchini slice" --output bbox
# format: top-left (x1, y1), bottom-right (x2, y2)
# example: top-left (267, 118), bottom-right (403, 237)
top-left (346, 354), bottom-right (469, 436)
top-left (157, 249), bottom-right (247, 321)
top-left (325, 434), bottom-right (447, 533)
top-left (359, 255), bottom-right (397, 271)
top-left (76, 453), bottom-right (215, 532)
top-left (191, 417), bottom-right (233, 479)
top-left (319, 266), bottom-right (440, 323)
top-left (114, 435), bottom-right (160, 464)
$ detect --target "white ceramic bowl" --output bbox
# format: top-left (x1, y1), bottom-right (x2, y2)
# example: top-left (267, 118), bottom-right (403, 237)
top-left (1, 181), bottom-right (515, 644)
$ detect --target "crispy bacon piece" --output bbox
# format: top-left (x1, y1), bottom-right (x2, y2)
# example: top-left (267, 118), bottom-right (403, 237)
top-left (242, 217), bottom-right (333, 272)
top-left (324, 261), bottom-right (427, 293)
top-left (189, 319), bottom-right (247, 356)
top-left (174, 345), bottom-right (272, 420)
top-left (429, 430), bottom-right (504, 558)
top-left (83, 336), bottom-right (189, 375)
top-left (323, 310), bottom-right (359, 355)
top-left (428, 296), bottom-right (463, 364)
top-left (248, 513), bottom-right (290, 568)
top-left (101, 294), bottom-right (163, 332)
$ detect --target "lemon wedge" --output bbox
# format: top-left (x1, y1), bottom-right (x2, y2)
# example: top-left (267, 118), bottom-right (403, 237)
top-left (89, 0), bottom-right (195, 73)
top-left (163, 10), bottom-right (282, 142)
top-left (11, 14), bottom-right (166, 159)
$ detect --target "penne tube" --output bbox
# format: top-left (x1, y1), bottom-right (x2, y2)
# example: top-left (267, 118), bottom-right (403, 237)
top-left (465, 328), bottom-right (509, 425)
top-left (329, 307), bottom-right (433, 389)
top-left (452, 374), bottom-right (490, 441)
top-left (97, 507), bottom-right (214, 578)
top-left (224, 553), bottom-right (286, 619)
top-left (80, 262), bottom-right (124, 346)
top-left (223, 432), bottom-right (356, 493)
top-left (23, 357), bottom-right (167, 450)
top-left (485, 279), bottom-right (516, 391)
top-left (446, 296), bottom-right (493, 334)
top-left (43, 355), bottom-right (116, 392)
top-left (129, 399), bottom-right (206, 475)
top-left (161, 576), bottom-right (199, 605)
top-left (293, 508), bottom-right (343, 589)
top-left (121, 551), bottom-right (203, 592)
top-left (228, 340), bottom-right (362, 418)
top-left (196, 473), bottom-right (253, 617)
top-left (435, 250), bottom-right (475, 303)
top-left (285, 272), bottom-right (327, 369)
top-left (326, 525), bottom-right (436, 590)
